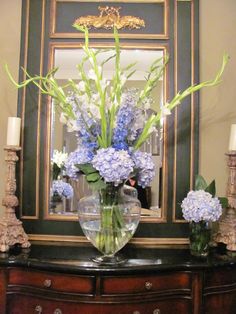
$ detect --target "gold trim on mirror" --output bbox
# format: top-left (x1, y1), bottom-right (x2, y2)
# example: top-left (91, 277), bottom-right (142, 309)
top-left (44, 41), bottom-right (169, 223)
top-left (74, 6), bottom-right (145, 30)
top-left (50, 0), bottom-right (169, 39)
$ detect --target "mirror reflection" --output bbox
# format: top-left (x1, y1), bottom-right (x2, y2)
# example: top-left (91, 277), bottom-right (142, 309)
top-left (49, 48), bottom-right (164, 218)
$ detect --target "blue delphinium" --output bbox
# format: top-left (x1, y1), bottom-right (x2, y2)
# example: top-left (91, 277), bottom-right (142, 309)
top-left (112, 89), bottom-right (143, 149)
top-left (52, 180), bottom-right (74, 199)
top-left (132, 150), bottom-right (155, 188)
top-left (65, 147), bottom-right (94, 179)
top-left (92, 148), bottom-right (134, 184)
top-left (181, 190), bottom-right (223, 222)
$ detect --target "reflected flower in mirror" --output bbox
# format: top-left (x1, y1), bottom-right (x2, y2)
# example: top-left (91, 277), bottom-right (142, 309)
top-left (50, 149), bottom-right (74, 212)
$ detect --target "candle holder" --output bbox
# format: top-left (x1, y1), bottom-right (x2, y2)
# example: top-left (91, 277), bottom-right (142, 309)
top-left (0, 146), bottom-right (30, 252)
top-left (214, 152), bottom-right (236, 250)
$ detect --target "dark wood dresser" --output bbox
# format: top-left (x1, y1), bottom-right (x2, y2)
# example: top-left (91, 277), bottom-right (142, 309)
top-left (0, 244), bottom-right (235, 314)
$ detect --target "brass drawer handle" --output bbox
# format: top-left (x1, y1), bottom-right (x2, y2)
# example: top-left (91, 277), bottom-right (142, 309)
top-left (153, 309), bottom-right (161, 314)
top-left (54, 309), bottom-right (63, 314)
top-left (35, 305), bottom-right (43, 313)
top-left (43, 279), bottom-right (52, 288)
top-left (145, 281), bottom-right (153, 290)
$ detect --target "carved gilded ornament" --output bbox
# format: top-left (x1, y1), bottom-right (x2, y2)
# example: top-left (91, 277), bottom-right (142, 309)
top-left (74, 6), bottom-right (145, 30)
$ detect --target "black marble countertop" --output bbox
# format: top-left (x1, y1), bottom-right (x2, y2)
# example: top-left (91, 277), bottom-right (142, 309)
top-left (0, 242), bottom-right (235, 275)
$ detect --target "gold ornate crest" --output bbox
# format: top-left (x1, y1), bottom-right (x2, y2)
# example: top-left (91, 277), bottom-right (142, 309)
top-left (74, 6), bottom-right (145, 30)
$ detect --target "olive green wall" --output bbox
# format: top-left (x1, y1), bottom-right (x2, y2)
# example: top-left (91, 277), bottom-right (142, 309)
top-left (0, 0), bottom-right (235, 216)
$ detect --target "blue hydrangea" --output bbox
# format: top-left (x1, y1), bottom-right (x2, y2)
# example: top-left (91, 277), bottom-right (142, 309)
top-left (52, 180), bottom-right (74, 199)
top-left (92, 148), bottom-right (134, 184)
top-left (65, 147), bottom-right (94, 179)
top-left (181, 190), bottom-right (223, 222)
top-left (132, 150), bottom-right (155, 188)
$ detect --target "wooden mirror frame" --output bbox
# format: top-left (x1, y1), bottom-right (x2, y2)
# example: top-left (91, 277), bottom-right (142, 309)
top-left (18, 0), bottom-right (199, 246)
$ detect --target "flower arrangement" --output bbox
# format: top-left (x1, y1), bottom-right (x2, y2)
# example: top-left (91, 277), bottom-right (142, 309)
top-left (6, 25), bottom-right (229, 259)
top-left (181, 174), bottom-right (228, 256)
top-left (181, 174), bottom-right (227, 223)
top-left (6, 26), bottom-right (228, 191)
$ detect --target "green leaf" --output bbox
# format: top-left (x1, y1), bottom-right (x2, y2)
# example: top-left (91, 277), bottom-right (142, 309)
top-left (76, 163), bottom-right (97, 175)
top-left (52, 163), bottom-right (61, 180)
top-left (88, 178), bottom-right (107, 191)
top-left (86, 172), bottom-right (101, 182)
top-left (195, 174), bottom-right (208, 190)
top-left (218, 197), bottom-right (228, 208)
top-left (205, 180), bottom-right (216, 196)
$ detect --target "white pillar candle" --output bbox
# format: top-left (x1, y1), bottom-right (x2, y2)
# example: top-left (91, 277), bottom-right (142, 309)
top-left (6, 117), bottom-right (21, 146)
top-left (229, 124), bottom-right (236, 151)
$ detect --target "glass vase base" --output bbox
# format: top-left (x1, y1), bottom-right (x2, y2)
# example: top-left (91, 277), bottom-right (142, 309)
top-left (92, 254), bottom-right (126, 265)
top-left (190, 250), bottom-right (209, 258)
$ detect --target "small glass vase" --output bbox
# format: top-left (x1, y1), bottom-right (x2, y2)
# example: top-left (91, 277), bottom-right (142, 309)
top-left (78, 182), bottom-right (141, 265)
top-left (189, 221), bottom-right (211, 257)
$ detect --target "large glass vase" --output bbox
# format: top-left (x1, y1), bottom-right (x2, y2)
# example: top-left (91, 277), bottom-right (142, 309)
top-left (78, 183), bottom-right (141, 264)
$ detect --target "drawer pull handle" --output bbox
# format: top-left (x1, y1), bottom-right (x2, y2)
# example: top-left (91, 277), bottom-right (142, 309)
top-left (43, 279), bottom-right (52, 287)
top-left (145, 281), bottom-right (153, 290)
top-left (133, 311), bottom-right (141, 314)
top-left (54, 309), bottom-right (63, 314)
top-left (153, 309), bottom-right (161, 314)
top-left (35, 305), bottom-right (43, 313)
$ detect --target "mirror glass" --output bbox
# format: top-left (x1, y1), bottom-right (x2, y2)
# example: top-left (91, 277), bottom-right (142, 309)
top-left (49, 47), bottom-right (164, 219)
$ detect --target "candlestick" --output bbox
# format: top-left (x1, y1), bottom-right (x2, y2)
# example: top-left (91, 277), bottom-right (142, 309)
top-left (229, 124), bottom-right (236, 151)
top-left (0, 146), bottom-right (30, 252)
top-left (6, 117), bottom-right (21, 146)
top-left (214, 152), bottom-right (236, 250)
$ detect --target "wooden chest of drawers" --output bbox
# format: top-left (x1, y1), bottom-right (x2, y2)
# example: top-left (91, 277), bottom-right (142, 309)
top-left (0, 244), bottom-right (235, 314)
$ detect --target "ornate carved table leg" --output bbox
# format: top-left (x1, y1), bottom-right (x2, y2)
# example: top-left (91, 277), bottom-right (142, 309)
top-left (214, 152), bottom-right (236, 250)
top-left (0, 146), bottom-right (30, 252)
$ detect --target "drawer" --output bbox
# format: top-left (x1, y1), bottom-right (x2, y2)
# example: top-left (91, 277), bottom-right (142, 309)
top-left (8, 269), bottom-right (95, 295)
top-left (101, 272), bottom-right (191, 295)
top-left (7, 294), bottom-right (98, 314)
top-left (7, 294), bottom-right (191, 314)
top-left (204, 268), bottom-right (236, 288)
top-left (204, 291), bottom-right (236, 314)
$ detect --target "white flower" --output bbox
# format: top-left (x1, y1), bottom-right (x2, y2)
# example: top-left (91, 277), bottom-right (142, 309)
top-left (52, 150), bottom-right (68, 168)
top-left (88, 69), bottom-right (97, 80)
top-left (160, 105), bottom-right (171, 117)
top-left (89, 104), bottom-right (100, 119)
top-left (100, 78), bottom-right (109, 90)
top-left (77, 81), bottom-right (86, 92)
top-left (67, 119), bottom-right (79, 132)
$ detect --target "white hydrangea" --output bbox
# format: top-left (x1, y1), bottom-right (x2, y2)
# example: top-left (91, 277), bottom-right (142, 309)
top-left (181, 190), bottom-right (223, 223)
